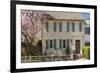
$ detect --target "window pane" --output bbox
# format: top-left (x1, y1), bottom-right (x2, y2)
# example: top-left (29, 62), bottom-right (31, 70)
top-left (62, 23), bottom-right (66, 31)
top-left (49, 23), bottom-right (53, 32)
top-left (67, 39), bottom-right (69, 48)
top-left (85, 42), bottom-right (90, 46)
top-left (72, 22), bottom-right (75, 32)
top-left (54, 22), bottom-right (56, 32)
top-left (59, 22), bottom-right (62, 32)
top-left (67, 22), bottom-right (69, 32)
top-left (59, 39), bottom-right (62, 49)
top-left (79, 22), bottom-right (82, 32)
top-left (85, 27), bottom-right (90, 34)
top-left (63, 40), bottom-right (66, 48)
top-left (50, 40), bottom-right (53, 48)
top-left (54, 39), bottom-right (56, 49)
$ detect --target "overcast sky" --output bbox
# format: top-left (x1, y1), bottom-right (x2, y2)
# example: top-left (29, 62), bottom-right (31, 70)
top-left (81, 13), bottom-right (90, 20)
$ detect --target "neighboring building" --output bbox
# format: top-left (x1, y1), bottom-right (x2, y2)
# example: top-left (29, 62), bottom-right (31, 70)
top-left (84, 20), bottom-right (90, 45)
top-left (42, 12), bottom-right (86, 59)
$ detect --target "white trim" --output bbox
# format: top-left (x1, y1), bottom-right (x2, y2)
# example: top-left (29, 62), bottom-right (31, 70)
top-left (16, 4), bottom-right (94, 69)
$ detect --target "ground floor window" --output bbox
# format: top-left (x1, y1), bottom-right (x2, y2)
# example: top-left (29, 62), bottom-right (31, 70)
top-left (54, 39), bottom-right (56, 49)
top-left (50, 40), bottom-right (53, 48)
top-left (46, 39), bottom-right (70, 49)
top-left (59, 39), bottom-right (62, 49)
top-left (67, 39), bottom-right (69, 48)
top-left (63, 40), bottom-right (66, 48)
top-left (85, 42), bottom-right (90, 46)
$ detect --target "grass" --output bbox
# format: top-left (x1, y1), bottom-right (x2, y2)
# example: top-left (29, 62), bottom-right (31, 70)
top-left (82, 46), bottom-right (90, 59)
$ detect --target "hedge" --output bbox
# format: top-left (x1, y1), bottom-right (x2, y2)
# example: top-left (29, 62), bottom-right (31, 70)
top-left (82, 46), bottom-right (90, 59)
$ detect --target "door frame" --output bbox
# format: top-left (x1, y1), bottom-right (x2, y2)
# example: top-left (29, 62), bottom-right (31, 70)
top-left (75, 40), bottom-right (80, 54)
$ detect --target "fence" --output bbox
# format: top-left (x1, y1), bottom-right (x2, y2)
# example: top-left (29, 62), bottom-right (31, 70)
top-left (21, 55), bottom-right (71, 63)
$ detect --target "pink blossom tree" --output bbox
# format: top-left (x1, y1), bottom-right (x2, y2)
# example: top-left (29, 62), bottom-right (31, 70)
top-left (21, 10), bottom-right (47, 55)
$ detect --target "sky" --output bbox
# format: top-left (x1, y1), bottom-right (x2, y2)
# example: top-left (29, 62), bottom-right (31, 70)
top-left (81, 13), bottom-right (90, 20)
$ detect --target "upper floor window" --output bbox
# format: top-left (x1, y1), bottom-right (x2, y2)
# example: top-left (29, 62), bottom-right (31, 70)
top-left (67, 22), bottom-right (69, 32)
top-left (79, 22), bottom-right (82, 32)
top-left (85, 27), bottom-right (90, 34)
top-left (72, 22), bottom-right (75, 32)
top-left (46, 22), bottom-right (48, 32)
top-left (59, 22), bottom-right (62, 32)
top-left (53, 22), bottom-right (56, 32)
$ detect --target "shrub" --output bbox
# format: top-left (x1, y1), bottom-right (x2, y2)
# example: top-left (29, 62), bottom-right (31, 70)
top-left (37, 40), bottom-right (42, 48)
top-left (83, 46), bottom-right (90, 59)
top-left (66, 48), bottom-right (70, 55)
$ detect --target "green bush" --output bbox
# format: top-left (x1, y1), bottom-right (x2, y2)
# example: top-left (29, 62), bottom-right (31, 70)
top-left (83, 46), bottom-right (90, 59)
top-left (66, 48), bottom-right (70, 55)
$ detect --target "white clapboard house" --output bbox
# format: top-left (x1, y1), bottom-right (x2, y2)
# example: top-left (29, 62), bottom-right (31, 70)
top-left (42, 12), bottom-right (86, 59)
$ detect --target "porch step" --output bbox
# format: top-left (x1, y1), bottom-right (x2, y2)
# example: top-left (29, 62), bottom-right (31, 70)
top-left (75, 54), bottom-right (83, 59)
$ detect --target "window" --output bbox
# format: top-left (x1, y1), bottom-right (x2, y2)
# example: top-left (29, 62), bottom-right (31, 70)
top-left (46, 22), bottom-right (48, 32)
top-left (85, 42), bottom-right (90, 46)
top-left (59, 39), bottom-right (62, 49)
top-left (46, 40), bottom-right (48, 49)
top-left (67, 22), bottom-right (69, 32)
top-left (54, 22), bottom-right (56, 32)
top-left (63, 40), bottom-right (66, 48)
top-left (85, 27), bottom-right (90, 34)
top-left (72, 22), bottom-right (75, 32)
top-left (59, 22), bottom-right (62, 32)
top-left (54, 39), bottom-right (56, 49)
top-left (50, 40), bottom-right (53, 48)
top-left (67, 39), bottom-right (69, 48)
top-left (79, 22), bottom-right (82, 32)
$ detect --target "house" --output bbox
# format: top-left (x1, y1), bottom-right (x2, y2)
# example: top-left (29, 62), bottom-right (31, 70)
top-left (42, 12), bottom-right (86, 59)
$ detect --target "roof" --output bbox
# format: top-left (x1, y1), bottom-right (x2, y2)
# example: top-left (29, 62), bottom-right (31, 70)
top-left (45, 11), bottom-right (85, 20)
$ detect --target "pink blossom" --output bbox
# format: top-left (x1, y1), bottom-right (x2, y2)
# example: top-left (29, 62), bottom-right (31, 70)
top-left (21, 9), bottom-right (47, 44)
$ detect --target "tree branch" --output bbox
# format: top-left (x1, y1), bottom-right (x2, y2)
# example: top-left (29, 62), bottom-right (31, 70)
top-left (22, 32), bottom-right (31, 46)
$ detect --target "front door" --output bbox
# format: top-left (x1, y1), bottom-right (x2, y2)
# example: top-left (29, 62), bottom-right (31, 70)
top-left (75, 40), bottom-right (80, 54)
